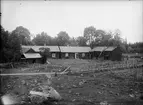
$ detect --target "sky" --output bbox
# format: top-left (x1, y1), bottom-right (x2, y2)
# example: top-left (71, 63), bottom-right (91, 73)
top-left (1, 0), bottom-right (143, 43)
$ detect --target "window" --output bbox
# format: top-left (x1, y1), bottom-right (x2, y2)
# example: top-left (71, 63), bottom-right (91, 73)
top-left (82, 53), bottom-right (85, 57)
top-left (65, 53), bottom-right (68, 57)
top-left (52, 53), bottom-right (56, 58)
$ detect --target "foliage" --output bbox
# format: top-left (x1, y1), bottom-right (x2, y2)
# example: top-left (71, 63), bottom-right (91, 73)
top-left (1, 24), bottom-right (142, 63)
top-left (39, 48), bottom-right (51, 64)
top-left (57, 31), bottom-right (70, 46)
top-left (69, 37), bottom-right (78, 46)
top-left (32, 32), bottom-right (52, 46)
top-left (0, 25), bottom-right (21, 63)
top-left (76, 36), bottom-right (87, 46)
top-left (83, 26), bottom-right (96, 45)
top-left (12, 26), bottom-right (32, 45)
top-left (128, 42), bottom-right (143, 53)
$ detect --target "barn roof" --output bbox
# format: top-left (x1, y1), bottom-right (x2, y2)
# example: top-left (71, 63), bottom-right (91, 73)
top-left (104, 46), bottom-right (117, 51)
top-left (90, 46), bottom-right (118, 52)
top-left (22, 47), bottom-right (30, 53)
top-left (45, 46), bottom-right (60, 52)
top-left (21, 46), bottom-right (60, 52)
top-left (60, 46), bottom-right (91, 53)
top-left (22, 53), bottom-right (42, 59)
top-left (90, 46), bottom-right (107, 52)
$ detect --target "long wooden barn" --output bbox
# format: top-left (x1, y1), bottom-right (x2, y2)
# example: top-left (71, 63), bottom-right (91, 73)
top-left (21, 45), bottom-right (122, 61)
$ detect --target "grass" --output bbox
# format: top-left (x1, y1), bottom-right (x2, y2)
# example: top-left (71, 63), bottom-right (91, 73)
top-left (0, 59), bottom-right (143, 105)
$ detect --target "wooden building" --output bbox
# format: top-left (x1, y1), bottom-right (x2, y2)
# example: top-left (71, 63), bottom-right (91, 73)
top-left (21, 46), bottom-right (60, 59)
top-left (90, 46), bottom-right (122, 61)
top-left (103, 46), bottom-right (122, 61)
top-left (90, 46), bottom-right (107, 59)
top-left (60, 46), bottom-right (91, 59)
top-left (21, 48), bottom-right (42, 63)
top-left (21, 45), bottom-right (122, 61)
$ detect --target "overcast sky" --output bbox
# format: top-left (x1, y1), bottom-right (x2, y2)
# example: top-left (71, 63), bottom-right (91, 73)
top-left (1, 0), bottom-right (143, 43)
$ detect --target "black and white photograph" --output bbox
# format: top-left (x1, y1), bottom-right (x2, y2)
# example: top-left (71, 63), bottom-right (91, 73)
top-left (0, 0), bottom-right (143, 105)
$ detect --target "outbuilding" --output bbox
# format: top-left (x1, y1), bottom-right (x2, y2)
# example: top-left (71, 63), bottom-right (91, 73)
top-left (90, 46), bottom-right (122, 61)
top-left (21, 48), bottom-right (42, 63)
top-left (103, 46), bottom-right (122, 61)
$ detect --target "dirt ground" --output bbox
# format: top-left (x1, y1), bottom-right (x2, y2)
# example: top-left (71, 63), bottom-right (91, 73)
top-left (0, 59), bottom-right (143, 105)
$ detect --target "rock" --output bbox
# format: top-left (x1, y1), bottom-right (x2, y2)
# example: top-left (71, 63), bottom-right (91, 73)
top-left (79, 81), bottom-right (83, 86)
top-left (72, 85), bottom-right (77, 88)
top-left (34, 79), bottom-right (37, 83)
top-left (48, 87), bottom-right (62, 100)
top-left (75, 93), bottom-right (80, 96)
top-left (81, 74), bottom-right (83, 77)
top-left (109, 91), bottom-right (114, 94)
top-left (98, 91), bottom-right (102, 94)
top-left (69, 90), bottom-right (72, 93)
top-left (72, 99), bottom-right (76, 102)
top-left (100, 101), bottom-right (110, 105)
top-left (101, 84), bottom-right (106, 87)
top-left (129, 94), bottom-right (134, 98)
top-left (1, 93), bottom-right (21, 105)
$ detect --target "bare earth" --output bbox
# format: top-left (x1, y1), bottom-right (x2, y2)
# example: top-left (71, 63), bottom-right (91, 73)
top-left (0, 59), bottom-right (143, 105)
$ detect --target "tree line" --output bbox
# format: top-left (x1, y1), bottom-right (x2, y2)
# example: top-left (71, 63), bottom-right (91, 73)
top-left (1, 25), bottom-right (143, 63)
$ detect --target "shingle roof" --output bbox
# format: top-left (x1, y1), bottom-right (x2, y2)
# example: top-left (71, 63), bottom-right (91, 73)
top-left (21, 46), bottom-right (60, 52)
top-left (23, 53), bottom-right (42, 59)
top-left (90, 46), bottom-right (117, 52)
top-left (105, 47), bottom-right (117, 51)
top-left (60, 46), bottom-right (91, 53)
top-left (90, 46), bottom-right (107, 52)
top-left (22, 47), bottom-right (30, 53)
top-left (45, 46), bottom-right (60, 52)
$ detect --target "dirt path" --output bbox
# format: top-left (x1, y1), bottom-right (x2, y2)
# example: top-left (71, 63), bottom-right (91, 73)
top-left (0, 66), bottom-right (71, 76)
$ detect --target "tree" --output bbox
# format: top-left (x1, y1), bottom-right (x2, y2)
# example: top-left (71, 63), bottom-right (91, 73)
top-left (76, 36), bottom-right (87, 46)
top-left (57, 31), bottom-right (70, 46)
top-left (32, 32), bottom-right (52, 45)
top-left (39, 48), bottom-right (50, 64)
top-left (0, 26), bottom-right (10, 62)
top-left (93, 30), bottom-right (107, 45)
top-left (83, 26), bottom-right (96, 45)
top-left (50, 37), bottom-right (58, 45)
top-left (7, 31), bottom-right (21, 62)
top-left (12, 26), bottom-right (31, 45)
top-left (69, 37), bottom-right (78, 46)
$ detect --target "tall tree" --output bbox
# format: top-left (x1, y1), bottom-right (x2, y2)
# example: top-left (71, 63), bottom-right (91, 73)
top-left (39, 47), bottom-right (50, 64)
top-left (69, 37), bottom-right (78, 46)
top-left (12, 26), bottom-right (31, 45)
top-left (0, 26), bottom-right (10, 62)
top-left (7, 31), bottom-right (21, 62)
top-left (76, 36), bottom-right (87, 46)
top-left (50, 37), bottom-right (58, 45)
top-left (57, 31), bottom-right (70, 46)
top-left (32, 32), bottom-right (52, 45)
top-left (83, 26), bottom-right (96, 45)
top-left (1, 26), bottom-right (21, 63)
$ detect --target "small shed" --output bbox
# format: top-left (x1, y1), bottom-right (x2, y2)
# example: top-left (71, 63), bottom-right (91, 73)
top-left (104, 46), bottom-right (122, 61)
top-left (90, 46), bottom-right (122, 61)
top-left (21, 53), bottom-right (42, 63)
top-left (21, 47), bottom-right (42, 63)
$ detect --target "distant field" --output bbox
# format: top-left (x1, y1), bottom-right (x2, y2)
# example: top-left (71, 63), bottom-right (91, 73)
top-left (123, 53), bottom-right (143, 57)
